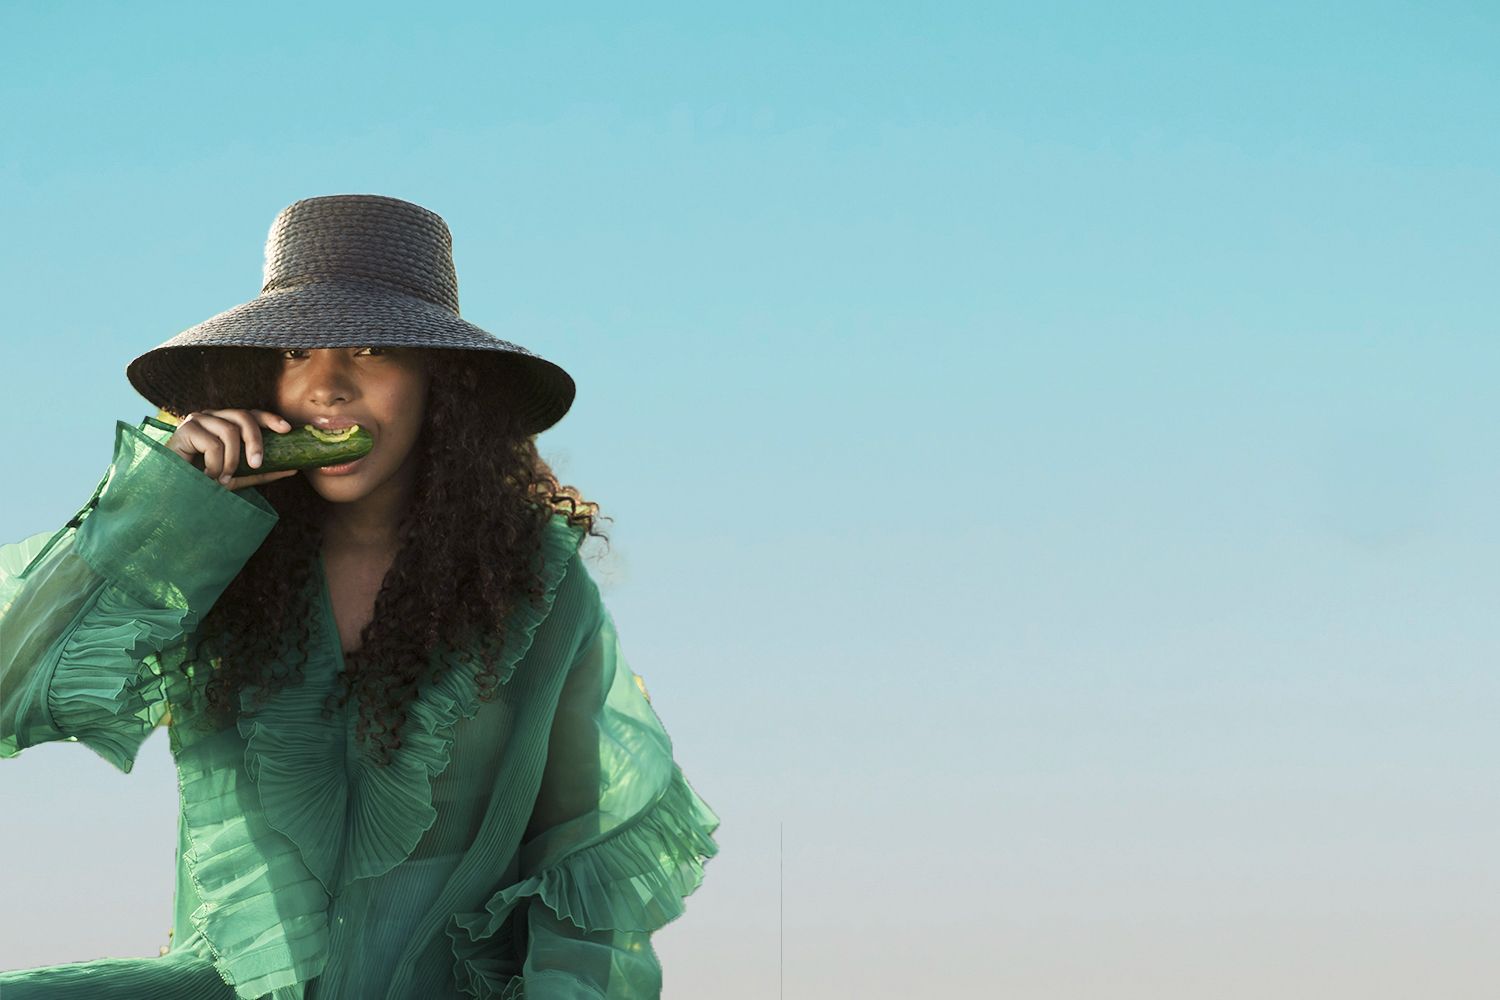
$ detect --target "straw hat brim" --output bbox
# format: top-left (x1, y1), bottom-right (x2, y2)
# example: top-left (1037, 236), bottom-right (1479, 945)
top-left (126, 280), bottom-right (575, 436)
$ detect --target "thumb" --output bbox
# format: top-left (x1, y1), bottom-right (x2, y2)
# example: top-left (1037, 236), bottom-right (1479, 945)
top-left (226, 468), bottom-right (299, 491)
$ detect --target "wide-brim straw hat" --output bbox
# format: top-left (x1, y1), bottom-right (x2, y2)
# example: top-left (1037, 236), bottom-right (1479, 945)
top-left (126, 193), bottom-right (575, 436)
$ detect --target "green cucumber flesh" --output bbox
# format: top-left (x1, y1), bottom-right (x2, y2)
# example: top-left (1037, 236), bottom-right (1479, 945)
top-left (234, 424), bottom-right (374, 475)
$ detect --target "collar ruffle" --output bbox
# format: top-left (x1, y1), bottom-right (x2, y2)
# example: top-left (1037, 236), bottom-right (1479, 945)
top-left (173, 513), bottom-right (588, 1000)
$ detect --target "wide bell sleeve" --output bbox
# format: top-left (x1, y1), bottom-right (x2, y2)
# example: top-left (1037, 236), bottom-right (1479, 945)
top-left (0, 417), bottom-right (278, 773)
top-left (449, 605), bottom-right (721, 1000)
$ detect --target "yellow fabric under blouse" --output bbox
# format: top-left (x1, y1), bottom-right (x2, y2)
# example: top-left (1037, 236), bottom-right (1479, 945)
top-left (0, 417), bottom-right (720, 1000)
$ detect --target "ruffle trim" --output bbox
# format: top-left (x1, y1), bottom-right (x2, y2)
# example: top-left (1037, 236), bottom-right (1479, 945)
top-left (237, 513), bottom-right (590, 895)
top-left (45, 583), bottom-right (193, 774)
top-left (446, 764), bottom-right (721, 998)
top-left (176, 729), bottom-right (332, 1000)
top-left (449, 965), bottom-right (529, 1000)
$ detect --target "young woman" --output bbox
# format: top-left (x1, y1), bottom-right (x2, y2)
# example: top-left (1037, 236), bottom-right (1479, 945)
top-left (0, 194), bottom-right (720, 999)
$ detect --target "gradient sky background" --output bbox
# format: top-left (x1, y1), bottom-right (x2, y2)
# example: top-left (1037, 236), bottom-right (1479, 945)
top-left (2, 2), bottom-right (1498, 997)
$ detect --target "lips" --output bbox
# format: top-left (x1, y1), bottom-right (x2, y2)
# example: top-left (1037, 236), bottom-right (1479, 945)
top-left (313, 455), bottom-right (365, 474)
top-left (309, 416), bottom-right (365, 431)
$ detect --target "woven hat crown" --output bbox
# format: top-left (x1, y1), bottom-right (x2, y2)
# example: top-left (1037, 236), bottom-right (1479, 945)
top-left (263, 195), bottom-right (461, 312)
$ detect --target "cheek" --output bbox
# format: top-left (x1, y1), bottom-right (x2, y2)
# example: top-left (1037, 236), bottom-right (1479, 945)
top-left (392, 375), bottom-right (430, 432)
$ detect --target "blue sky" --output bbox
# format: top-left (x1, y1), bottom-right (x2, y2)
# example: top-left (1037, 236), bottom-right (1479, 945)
top-left (2, 3), bottom-right (1498, 996)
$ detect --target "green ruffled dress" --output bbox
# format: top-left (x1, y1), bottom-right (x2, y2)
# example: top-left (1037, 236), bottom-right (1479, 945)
top-left (0, 417), bottom-right (720, 1000)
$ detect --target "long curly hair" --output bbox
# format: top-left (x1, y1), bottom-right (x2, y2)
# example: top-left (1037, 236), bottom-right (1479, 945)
top-left (166, 346), bottom-right (609, 766)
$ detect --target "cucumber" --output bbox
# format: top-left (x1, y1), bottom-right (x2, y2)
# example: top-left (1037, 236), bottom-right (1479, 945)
top-left (233, 424), bottom-right (374, 476)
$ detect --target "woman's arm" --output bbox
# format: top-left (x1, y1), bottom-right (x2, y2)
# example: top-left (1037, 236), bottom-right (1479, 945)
top-left (450, 582), bottom-right (721, 999)
top-left (0, 418), bottom-right (279, 772)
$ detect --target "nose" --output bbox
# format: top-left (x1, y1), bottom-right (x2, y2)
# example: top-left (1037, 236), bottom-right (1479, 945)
top-left (302, 349), bottom-right (358, 405)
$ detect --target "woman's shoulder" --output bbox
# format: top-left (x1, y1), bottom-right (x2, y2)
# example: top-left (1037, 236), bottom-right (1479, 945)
top-left (539, 512), bottom-right (605, 644)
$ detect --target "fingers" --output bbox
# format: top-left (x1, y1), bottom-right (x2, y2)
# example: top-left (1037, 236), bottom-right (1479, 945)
top-left (198, 413), bottom-right (243, 484)
top-left (238, 410), bottom-right (295, 474)
top-left (252, 409), bottom-right (295, 436)
top-left (215, 409), bottom-right (298, 483)
top-left (220, 409), bottom-right (278, 482)
top-left (169, 408), bottom-right (293, 486)
top-left (177, 416), bottom-right (229, 480)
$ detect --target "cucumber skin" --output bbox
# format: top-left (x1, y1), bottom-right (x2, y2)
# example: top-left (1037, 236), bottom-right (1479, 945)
top-left (233, 426), bottom-right (374, 475)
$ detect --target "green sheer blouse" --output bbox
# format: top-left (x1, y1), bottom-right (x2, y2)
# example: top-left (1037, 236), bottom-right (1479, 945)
top-left (0, 417), bottom-right (720, 1000)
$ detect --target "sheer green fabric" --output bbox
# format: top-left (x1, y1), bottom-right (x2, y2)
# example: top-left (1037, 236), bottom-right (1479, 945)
top-left (0, 419), bottom-right (277, 771)
top-left (446, 612), bottom-right (720, 999)
top-left (0, 417), bottom-right (720, 1000)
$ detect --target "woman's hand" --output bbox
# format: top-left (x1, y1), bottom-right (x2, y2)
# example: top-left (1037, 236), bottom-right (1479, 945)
top-left (166, 409), bottom-right (300, 491)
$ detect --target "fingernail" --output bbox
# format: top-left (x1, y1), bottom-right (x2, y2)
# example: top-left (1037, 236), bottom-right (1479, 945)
top-left (220, 473), bottom-right (232, 485)
top-left (250, 452), bottom-right (261, 468)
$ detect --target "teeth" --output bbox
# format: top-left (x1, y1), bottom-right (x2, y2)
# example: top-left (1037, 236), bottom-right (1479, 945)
top-left (308, 415), bottom-right (363, 430)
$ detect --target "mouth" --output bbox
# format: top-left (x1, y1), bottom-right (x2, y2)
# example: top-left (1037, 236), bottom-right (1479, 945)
top-left (289, 416), bottom-right (375, 448)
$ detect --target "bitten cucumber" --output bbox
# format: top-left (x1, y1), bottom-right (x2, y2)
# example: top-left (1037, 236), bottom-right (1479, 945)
top-left (233, 424), bottom-right (374, 475)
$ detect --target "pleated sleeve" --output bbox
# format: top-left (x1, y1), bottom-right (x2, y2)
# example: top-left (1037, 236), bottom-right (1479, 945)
top-left (0, 418), bottom-right (278, 773)
top-left (449, 601), bottom-right (721, 1000)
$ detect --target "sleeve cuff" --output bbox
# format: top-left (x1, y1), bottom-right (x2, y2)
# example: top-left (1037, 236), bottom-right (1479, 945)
top-left (45, 582), bottom-right (193, 773)
top-left (73, 420), bottom-right (280, 615)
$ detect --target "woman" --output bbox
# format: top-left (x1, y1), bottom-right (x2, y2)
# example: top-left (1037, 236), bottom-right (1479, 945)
top-left (0, 194), bottom-right (720, 999)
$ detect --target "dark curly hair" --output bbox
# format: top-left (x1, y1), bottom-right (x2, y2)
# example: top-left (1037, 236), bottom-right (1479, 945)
top-left (165, 346), bottom-right (609, 766)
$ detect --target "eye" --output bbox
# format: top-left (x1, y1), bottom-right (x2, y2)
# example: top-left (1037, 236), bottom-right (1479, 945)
top-left (278, 347), bottom-right (388, 359)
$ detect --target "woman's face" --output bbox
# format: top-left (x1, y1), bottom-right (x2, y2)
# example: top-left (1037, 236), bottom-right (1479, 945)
top-left (273, 345), bottom-right (431, 507)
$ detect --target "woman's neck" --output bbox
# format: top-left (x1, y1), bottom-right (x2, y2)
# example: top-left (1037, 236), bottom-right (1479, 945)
top-left (320, 466), bottom-right (415, 554)
top-left (323, 518), bottom-right (400, 554)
